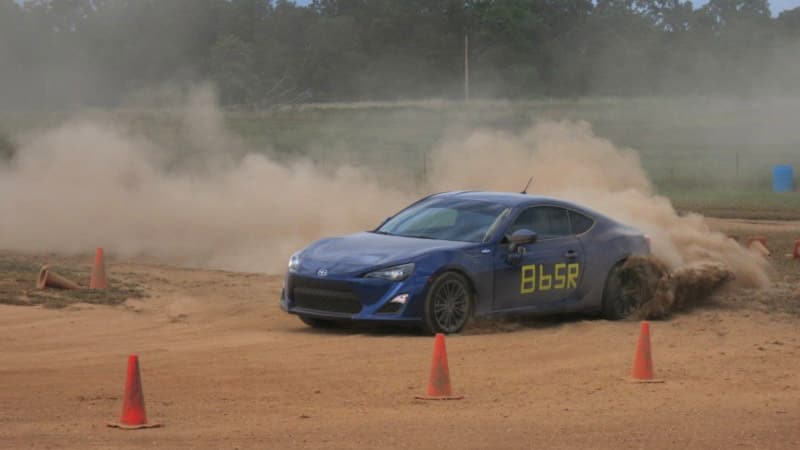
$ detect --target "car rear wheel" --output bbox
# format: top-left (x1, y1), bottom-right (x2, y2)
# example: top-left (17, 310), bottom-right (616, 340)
top-left (299, 315), bottom-right (337, 328)
top-left (422, 272), bottom-right (474, 335)
top-left (601, 262), bottom-right (636, 320)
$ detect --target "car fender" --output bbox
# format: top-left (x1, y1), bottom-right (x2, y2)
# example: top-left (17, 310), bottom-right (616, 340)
top-left (575, 229), bottom-right (648, 313)
top-left (403, 248), bottom-right (492, 318)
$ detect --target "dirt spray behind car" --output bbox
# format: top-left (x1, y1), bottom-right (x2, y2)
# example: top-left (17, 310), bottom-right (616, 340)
top-left (427, 120), bottom-right (769, 291)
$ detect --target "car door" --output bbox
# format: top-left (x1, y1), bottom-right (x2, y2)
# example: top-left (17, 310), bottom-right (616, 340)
top-left (493, 206), bottom-right (585, 311)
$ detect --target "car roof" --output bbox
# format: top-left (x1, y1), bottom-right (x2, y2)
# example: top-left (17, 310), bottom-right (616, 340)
top-left (433, 191), bottom-right (571, 207)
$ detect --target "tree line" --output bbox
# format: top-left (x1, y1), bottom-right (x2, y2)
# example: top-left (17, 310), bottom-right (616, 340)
top-left (0, 0), bottom-right (798, 108)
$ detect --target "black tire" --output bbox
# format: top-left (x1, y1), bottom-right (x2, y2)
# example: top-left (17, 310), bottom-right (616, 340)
top-left (601, 262), bottom-right (636, 320)
top-left (299, 315), bottom-right (337, 328)
top-left (421, 272), bottom-right (474, 335)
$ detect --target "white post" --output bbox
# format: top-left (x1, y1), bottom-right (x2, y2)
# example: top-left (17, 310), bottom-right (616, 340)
top-left (464, 34), bottom-right (470, 102)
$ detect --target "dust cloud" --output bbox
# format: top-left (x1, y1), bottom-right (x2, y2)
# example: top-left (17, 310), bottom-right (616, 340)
top-left (0, 91), bottom-right (769, 293)
top-left (0, 90), bottom-right (409, 271)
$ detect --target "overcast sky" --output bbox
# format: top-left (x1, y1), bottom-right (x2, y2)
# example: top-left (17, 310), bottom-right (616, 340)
top-left (10, 0), bottom-right (800, 16)
top-left (693, 0), bottom-right (800, 15)
top-left (292, 0), bottom-right (799, 16)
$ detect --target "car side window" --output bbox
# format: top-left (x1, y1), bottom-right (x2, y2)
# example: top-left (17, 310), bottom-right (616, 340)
top-left (549, 208), bottom-right (571, 236)
top-left (569, 211), bottom-right (595, 235)
top-left (509, 206), bottom-right (571, 239)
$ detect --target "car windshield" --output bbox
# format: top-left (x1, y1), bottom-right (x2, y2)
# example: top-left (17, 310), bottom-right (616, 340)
top-left (375, 197), bottom-right (511, 243)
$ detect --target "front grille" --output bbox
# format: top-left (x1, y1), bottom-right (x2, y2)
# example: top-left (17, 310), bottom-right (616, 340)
top-left (289, 276), bottom-right (362, 314)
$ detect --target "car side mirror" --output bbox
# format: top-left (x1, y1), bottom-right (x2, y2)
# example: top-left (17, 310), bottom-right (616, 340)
top-left (509, 229), bottom-right (537, 249)
top-left (507, 229), bottom-right (537, 264)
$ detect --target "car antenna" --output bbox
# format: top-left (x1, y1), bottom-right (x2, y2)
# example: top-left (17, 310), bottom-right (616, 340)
top-left (520, 177), bottom-right (534, 194)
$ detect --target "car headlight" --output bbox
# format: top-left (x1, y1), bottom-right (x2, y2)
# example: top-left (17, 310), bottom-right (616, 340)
top-left (288, 253), bottom-right (301, 272)
top-left (365, 263), bottom-right (415, 281)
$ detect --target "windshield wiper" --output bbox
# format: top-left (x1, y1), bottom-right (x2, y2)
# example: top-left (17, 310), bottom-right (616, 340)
top-left (403, 234), bottom-right (437, 240)
top-left (373, 231), bottom-right (436, 240)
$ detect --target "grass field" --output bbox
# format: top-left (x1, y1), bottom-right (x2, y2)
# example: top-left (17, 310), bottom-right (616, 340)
top-left (2, 97), bottom-right (798, 215)
top-left (667, 190), bottom-right (800, 219)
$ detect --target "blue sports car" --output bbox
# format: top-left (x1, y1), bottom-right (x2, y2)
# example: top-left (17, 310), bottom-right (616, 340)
top-left (280, 191), bottom-right (650, 334)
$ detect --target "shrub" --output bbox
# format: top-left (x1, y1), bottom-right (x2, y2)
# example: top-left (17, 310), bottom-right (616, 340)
top-left (0, 129), bottom-right (15, 161)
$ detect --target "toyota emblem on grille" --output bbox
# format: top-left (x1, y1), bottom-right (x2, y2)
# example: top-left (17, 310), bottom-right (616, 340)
top-left (316, 268), bottom-right (329, 277)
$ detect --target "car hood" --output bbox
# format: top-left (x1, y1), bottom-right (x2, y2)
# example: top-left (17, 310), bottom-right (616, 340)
top-left (299, 232), bottom-right (472, 275)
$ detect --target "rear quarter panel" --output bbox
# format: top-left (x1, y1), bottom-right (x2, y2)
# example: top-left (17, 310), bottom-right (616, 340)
top-left (573, 220), bottom-right (650, 313)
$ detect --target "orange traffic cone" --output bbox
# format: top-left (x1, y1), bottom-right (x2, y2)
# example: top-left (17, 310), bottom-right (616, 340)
top-left (630, 322), bottom-right (663, 383)
top-left (747, 236), bottom-right (768, 247)
top-left (89, 247), bottom-right (108, 289)
top-left (36, 265), bottom-right (81, 290)
top-left (415, 333), bottom-right (463, 400)
top-left (107, 355), bottom-right (161, 429)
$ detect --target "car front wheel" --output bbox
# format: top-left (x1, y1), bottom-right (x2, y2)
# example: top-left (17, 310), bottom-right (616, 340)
top-left (422, 272), bottom-right (474, 335)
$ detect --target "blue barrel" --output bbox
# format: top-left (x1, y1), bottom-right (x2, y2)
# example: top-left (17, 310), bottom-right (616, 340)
top-left (773, 165), bottom-right (794, 193)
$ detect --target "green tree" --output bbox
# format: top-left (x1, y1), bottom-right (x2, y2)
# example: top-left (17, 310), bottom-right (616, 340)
top-left (0, 129), bottom-right (15, 161)
top-left (0, 0), bottom-right (796, 105)
top-left (209, 34), bottom-right (257, 106)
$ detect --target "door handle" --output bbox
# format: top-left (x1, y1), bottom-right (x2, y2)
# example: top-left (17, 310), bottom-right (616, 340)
top-left (564, 250), bottom-right (578, 259)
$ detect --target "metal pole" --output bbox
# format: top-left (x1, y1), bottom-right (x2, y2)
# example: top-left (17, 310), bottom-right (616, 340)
top-left (735, 152), bottom-right (740, 180)
top-left (422, 149), bottom-right (427, 184)
top-left (464, 34), bottom-right (470, 102)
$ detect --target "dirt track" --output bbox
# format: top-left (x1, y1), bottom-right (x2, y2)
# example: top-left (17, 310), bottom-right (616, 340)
top-left (2, 220), bottom-right (800, 449)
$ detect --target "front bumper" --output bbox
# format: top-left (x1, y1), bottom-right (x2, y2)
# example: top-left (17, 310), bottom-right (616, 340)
top-left (280, 272), bottom-right (426, 322)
